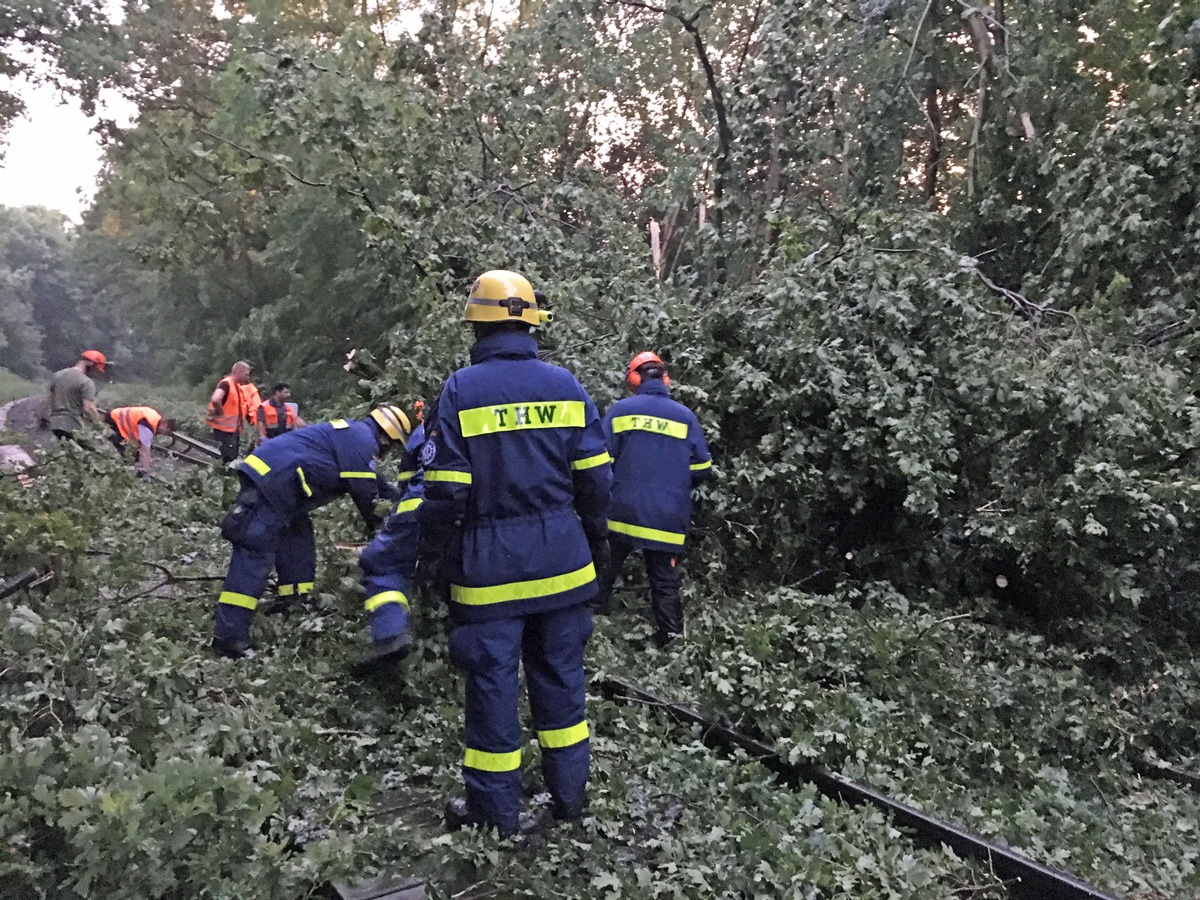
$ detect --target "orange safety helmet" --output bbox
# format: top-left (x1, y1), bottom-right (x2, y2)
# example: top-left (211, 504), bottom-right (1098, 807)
top-left (81, 350), bottom-right (107, 373)
top-left (625, 351), bottom-right (670, 391)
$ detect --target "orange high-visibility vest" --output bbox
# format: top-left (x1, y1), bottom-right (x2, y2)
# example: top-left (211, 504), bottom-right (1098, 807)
top-left (256, 400), bottom-right (298, 437)
top-left (205, 377), bottom-right (244, 433)
top-left (111, 406), bottom-right (162, 443)
top-left (239, 383), bottom-right (262, 424)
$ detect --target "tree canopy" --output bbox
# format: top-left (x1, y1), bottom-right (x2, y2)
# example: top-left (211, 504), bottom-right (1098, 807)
top-left (3, 2), bottom-right (1200, 896)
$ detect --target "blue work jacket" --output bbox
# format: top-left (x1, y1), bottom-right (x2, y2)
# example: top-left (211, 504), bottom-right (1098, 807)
top-left (419, 330), bottom-right (612, 623)
top-left (603, 379), bottom-right (712, 552)
top-left (360, 425), bottom-right (427, 607)
top-left (239, 418), bottom-right (383, 525)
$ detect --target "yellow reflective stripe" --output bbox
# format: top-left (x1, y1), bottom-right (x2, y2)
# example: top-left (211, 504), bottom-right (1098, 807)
top-left (340, 470), bottom-right (377, 479)
top-left (218, 591), bottom-right (258, 610)
top-left (571, 452), bottom-right (612, 471)
top-left (374, 406), bottom-right (407, 438)
top-left (425, 470), bottom-right (473, 485)
top-left (277, 584), bottom-right (295, 597)
top-left (297, 466), bottom-right (312, 497)
top-left (244, 454), bottom-right (271, 476)
top-left (396, 470), bottom-right (416, 481)
top-left (451, 562), bottom-right (595, 606)
top-left (463, 747), bottom-right (522, 772)
top-left (690, 459), bottom-right (713, 471)
top-left (330, 419), bottom-right (349, 429)
top-left (538, 721), bottom-right (589, 749)
top-left (607, 519), bottom-right (687, 546)
top-left (458, 400), bottom-right (586, 437)
top-left (611, 414), bottom-right (688, 440)
top-left (297, 582), bottom-right (314, 595)
top-left (365, 590), bottom-right (409, 613)
top-left (394, 497), bottom-right (424, 515)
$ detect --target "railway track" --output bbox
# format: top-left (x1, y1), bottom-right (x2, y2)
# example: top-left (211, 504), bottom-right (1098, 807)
top-left (600, 675), bottom-right (1119, 900)
top-left (154, 429), bottom-right (223, 466)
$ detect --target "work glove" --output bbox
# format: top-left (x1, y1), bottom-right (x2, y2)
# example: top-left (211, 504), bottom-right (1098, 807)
top-left (415, 553), bottom-right (450, 604)
top-left (588, 535), bottom-right (611, 580)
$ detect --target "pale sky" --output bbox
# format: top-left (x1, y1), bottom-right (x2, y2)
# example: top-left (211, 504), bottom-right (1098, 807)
top-left (0, 2), bottom-right (506, 224)
top-left (0, 77), bottom-right (108, 222)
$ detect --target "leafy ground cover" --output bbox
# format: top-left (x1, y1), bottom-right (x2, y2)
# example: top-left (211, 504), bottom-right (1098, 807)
top-left (3, 443), bottom-right (1198, 898)
top-left (0, 369), bottom-right (42, 405)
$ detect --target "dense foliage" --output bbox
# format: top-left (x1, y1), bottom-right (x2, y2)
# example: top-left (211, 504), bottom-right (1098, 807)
top-left (3, 0), bottom-right (1200, 896)
top-left (3, 449), bottom-right (1198, 898)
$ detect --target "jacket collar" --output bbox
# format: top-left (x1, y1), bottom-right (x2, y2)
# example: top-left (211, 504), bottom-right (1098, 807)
top-left (470, 329), bottom-right (539, 364)
top-left (636, 379), bottom-right (670, 397)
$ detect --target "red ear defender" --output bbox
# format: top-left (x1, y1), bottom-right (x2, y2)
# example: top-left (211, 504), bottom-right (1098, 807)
top-left (626, 351), bottom-right (670, 391)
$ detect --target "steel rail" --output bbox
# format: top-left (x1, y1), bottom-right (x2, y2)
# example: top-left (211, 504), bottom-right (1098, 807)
top-left (149, 430), bottom-right (225, 468)
top-left (600, 675), bottom-right (1118, 900)
top-left (159, 430), bottom-right (223, 460)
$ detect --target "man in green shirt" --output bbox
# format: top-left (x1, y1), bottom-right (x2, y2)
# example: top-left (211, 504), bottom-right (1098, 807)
top-left (47, 350), bottom-right (106, 440)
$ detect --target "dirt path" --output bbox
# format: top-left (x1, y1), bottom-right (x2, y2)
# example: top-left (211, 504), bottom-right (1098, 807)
top-left (0, 397), bottom-right (37, 475)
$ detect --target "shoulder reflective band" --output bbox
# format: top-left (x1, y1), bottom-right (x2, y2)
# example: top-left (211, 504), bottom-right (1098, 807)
top-left (218, 590), bottom-right (258, 610)
top-left (690, 459), bottom-right (713, 471)
top-left (451, 562), bottom-right (595, 606)
top-left (424, 469), bottom-right (473, 484)
top-left (463, 747), bottom-right (522, 773)
top-left (243, 454), bottom-right (271, 476)
top-left (394, 497), bottom-right (423, 515)
top-left (611, 414), bottom-right (688, 440)
top-left (296, 466), bottom-right (313, 497)
top-left (458, 400), bottom-right (586, 437)
top-left (571, 451), bottom-right (612, 471)
top-left (608, 519), bottom-right (686, 546)
top-left (538, 720), bottom-right (589, 749)
top-left (364, 590), bottom-right (409, 613)
top-left (330, 419), bottom-right (349, 429)
top-left (340, 470), bottom-right (377, 479)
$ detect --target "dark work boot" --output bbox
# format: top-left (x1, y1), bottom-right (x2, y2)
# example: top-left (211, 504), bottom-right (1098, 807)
top-left (349, 632), bottom-right (413, 678)
top-left (445, 797), bottom-right (530, 838)
top-left (654, 629), bottom-right (684, 649)
top-left (258, 596), bottom-right (298, 617)
top-left (552, 793), bottom-right (589, 823)
top-left (212, 635), bottom-right (256, 659)
top-left (444, 796), bottom-right (479, 831)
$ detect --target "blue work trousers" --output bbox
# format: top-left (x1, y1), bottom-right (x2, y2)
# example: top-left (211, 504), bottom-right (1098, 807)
top-left (449, 603), bottom-right (594, 833)
top-left (212, 485), bottom-right (317, 644)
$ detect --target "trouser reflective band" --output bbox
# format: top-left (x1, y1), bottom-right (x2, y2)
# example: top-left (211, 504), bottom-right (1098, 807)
top-left (538, 721), bottom-right (589, 749)
top-left (277, 582), bottom-right (314, 597)
top-left (218, 591), bottom-right (258, 610)
top-left (607, 519), bottom-right (686, 546)
top-left (364, 590), bottom-right (409, 613)
top-left (464, 747), bottom-right (522, 772)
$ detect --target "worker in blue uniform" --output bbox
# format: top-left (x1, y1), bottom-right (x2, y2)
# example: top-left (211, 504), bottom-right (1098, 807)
top-left (592, 352), bottom-right (712, 646)
top-left (353, 423), bottom-right (426, 676)
top-left (211, 405), bottom-right (413, 659)
top-left (417, 270), bottom-right (611, 836)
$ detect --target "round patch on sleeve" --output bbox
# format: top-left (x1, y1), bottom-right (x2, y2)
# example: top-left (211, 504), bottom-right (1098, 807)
top-left (419, 439), bottom-right (437, 467)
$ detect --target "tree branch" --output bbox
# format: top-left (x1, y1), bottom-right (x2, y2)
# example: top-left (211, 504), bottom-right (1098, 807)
top-left (197, 128), bottom-right (330, 188)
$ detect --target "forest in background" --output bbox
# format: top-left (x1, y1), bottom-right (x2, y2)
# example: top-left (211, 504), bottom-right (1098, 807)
top-left (3, 1), bottom-right (1200, 897)
top-left (2, 0), bottom-right (1198, 614)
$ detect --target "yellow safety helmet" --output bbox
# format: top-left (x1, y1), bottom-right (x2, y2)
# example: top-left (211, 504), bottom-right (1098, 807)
top-left (369, 404), bottom-right (412, 441)
top-left (464, 269), bottom-right (553, 327)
